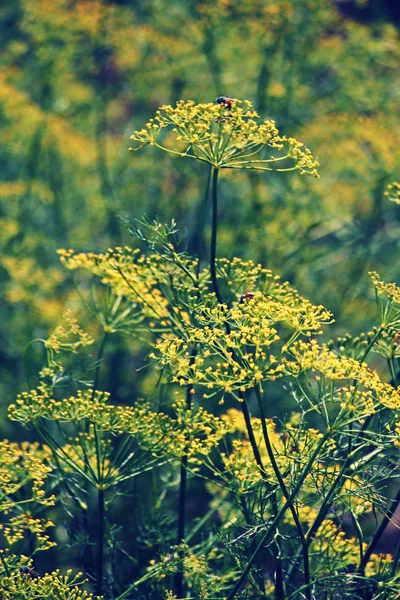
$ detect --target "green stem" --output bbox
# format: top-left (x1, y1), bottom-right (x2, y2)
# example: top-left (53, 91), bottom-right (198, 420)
top-left (92, 331), bottom-right (108, 596)
top-left (210, 167), bottom-right (223, 305)
top-left (240, 393), bottom-right (264, 471)
top-left (96, 488), bottom-right (105, 597)
top-left (175, 455), bottom-right (188, 598)
top-left (175, 352), bottom-right (196, 598)
top-left (255, 387), bottom-right (310, 600)
top-left (0, 551), bottom-right (10, 576)
top-left (239, 392), bottom-right (285, 598)
top-left (388, 357), bottom-right (397, 387)
top-left (360, 326), bottom-right (384, 363)
top-left (271, 492), bottom-right (285, 600)
top-left (92, 332), bottom-right (108, 401)
top-left (195, 163), bottom-right (212, 277)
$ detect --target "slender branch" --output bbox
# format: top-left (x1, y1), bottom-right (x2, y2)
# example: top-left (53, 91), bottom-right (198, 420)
top-left (210, 166), bottom-right (224, 305)
top-left (91, 328), bottom-right (109, 595)
top-left (192, 164), bottom-right (212, 275)
top-left (271, 491), bottom-right (285, 600)
top-left (92, 332), bottom-right (108, 401)
top-left (175, 350), bottom-right (197, 597)
top-left (239, 393), bottom-right (264, 470)
top-left (360, 485), bottom-right (400, 571)
top-left (360, 326), bottom-right (384, 363)
top-left (0, 551), bottom-right (10, 576)
top-left (96, 488), bottom-right (105, 597)
top-left (221, 165), bottom-right (300, 172)
top-left (285, 416), bottom-right (376, 583)
top-left (255, 387), bottom-right (311, 600)
top-left (285, 328), bottom-right (386, 582)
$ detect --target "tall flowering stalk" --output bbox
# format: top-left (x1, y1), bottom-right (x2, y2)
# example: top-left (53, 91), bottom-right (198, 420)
top-left (131, 98), bottom-right (322, 599)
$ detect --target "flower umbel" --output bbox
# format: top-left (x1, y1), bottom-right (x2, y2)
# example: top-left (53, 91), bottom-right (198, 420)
top-left (130, 99), bottom-right (319, 175)
top-left (385, 181), bottom-right (400, 204)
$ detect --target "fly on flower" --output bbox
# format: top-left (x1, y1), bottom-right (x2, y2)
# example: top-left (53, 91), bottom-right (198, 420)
top-left (239, 291), bottom-right (255, 304)
top-left (215, 96), bottom-right (235, 110)
top-left (20, 566), bottom-right (38, 579)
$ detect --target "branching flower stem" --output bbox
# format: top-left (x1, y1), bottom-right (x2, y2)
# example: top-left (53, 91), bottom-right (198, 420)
top-left (205, 143), bottom-right (321, 599)
top-left (226, 431), bottom-right (330, 600)
top-left (255, 386), bottom-right (311, 600)
top-left (285, 327), bottom-right (386, 583)
top-left (358, 338), bottom-right (400, 573)
top-left (287, 429), bottom-right (380, 582)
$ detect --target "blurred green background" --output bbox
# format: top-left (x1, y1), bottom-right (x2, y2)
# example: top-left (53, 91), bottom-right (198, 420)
top-left (1, 0), bottom-right (400, 437)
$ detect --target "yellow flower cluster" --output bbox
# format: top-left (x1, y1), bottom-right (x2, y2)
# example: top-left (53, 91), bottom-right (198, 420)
top-left (312, 519), bottom-right (392, 576)
top-left (58, 247), bottom-right (175, 324)
top-left (148, 544), bottom-right (234, 596)
top-left (1, 514), bottom-right (55, 549)
top-left (385, 181), bottom-right (400, 204)
top-left (364, 553), bottom-right (394, 578)
top-left (45, 310), bottom-right (94, 353)
top-left (370, 271), bottom-right (400, 306)
top-left (130, 99), bottom-right (319, 175)
top-left (0, 441), bottom-right (54, 511)
top-left (0, 441), bottom-right (55, 552)
top-left (0, 561), bottom-right (94, 600)
top-left (57, 247), bottom-right (335, 398)
top-left (288, 339), bottom-right (400, 412)
top-left (9, 390), bottom-right (233, 464)
top-left (154, 287), bottom-right (333, 397)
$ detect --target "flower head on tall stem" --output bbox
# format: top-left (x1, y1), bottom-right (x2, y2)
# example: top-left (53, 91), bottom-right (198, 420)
top-left (130, 99), bottom-right (319, 176)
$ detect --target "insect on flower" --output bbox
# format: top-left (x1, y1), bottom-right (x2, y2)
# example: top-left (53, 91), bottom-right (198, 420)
top-left (239, 291), bottom-right (255, 304)
top-left (215, 96), bottom-right (234, 110)
top-left (20, 566), bottom-right (38, 579)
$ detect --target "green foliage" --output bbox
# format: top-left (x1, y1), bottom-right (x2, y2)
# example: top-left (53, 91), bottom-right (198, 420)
top-left (1, 2), bottom-right (400, 599)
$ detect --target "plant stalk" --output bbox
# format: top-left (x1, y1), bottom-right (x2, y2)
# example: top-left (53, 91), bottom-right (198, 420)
top-left (92, 332), bottom-right (108, 401)
top-left (210, 166), bottom-right (223, 305)
top-left (255, 387), bottom-right (310, 600)
top-left (175, 353), bottom-right (196, 597)
top-left (96, 488), bottom-right (105, 597)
